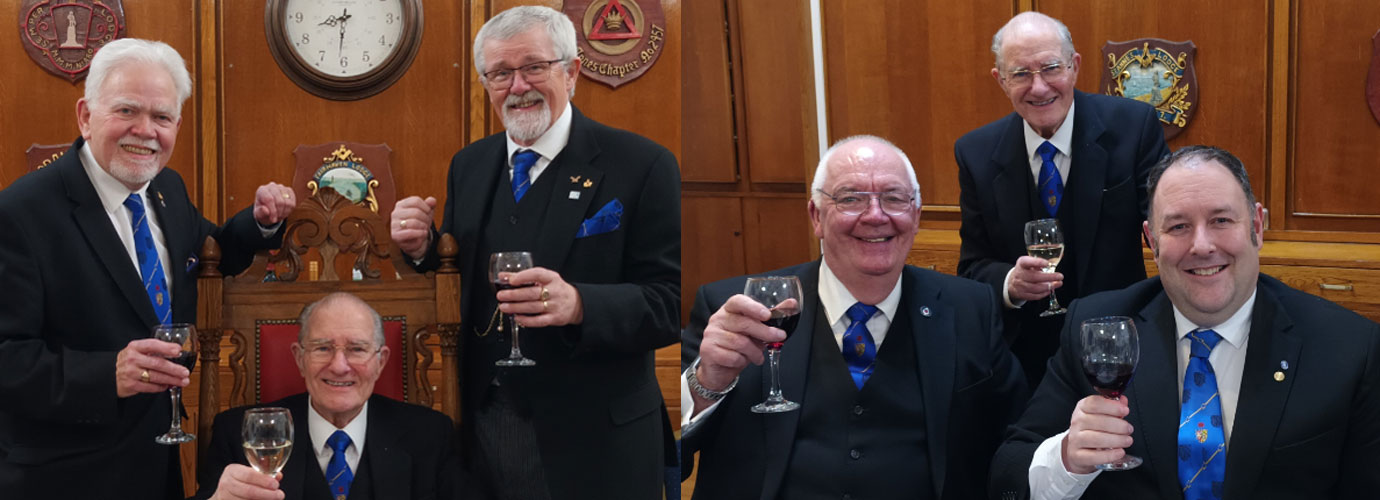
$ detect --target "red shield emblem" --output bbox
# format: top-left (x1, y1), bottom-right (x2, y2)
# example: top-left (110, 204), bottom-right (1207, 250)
top-left (1368, 30), bottom-right (1380, 125)
top-left (563, 0), bottom-right (667, 88)
top-left (18, 0), bottom-right (125, 83)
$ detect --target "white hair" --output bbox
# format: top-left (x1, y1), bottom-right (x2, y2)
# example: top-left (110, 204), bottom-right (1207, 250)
top-left (809, 135), bottom-right (921, 208)
top-left (990, 12), bottom-right (1075, 69)
top-left (473, 5), bottom-right (579, 98)
top-left (84, 38), bottom-right (192, 111)
top-left (297, 292), bottom-right (385, 347)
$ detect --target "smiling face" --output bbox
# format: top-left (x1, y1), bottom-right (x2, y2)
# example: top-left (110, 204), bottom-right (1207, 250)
top-left (809, 140), bottom-right (920, 288)
top-left (76, 61), bottom-right (181, 190)
top-left (1145, 159), bottom-right (1264, 327)
top-left (293, 298), bottom-right (389, 428)
top-left (481, 27), bottom-right (578, 146)
top-left (991, 22), bottom-right (1079, 139)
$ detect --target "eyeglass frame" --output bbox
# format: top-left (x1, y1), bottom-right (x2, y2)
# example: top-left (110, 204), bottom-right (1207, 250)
top-left (814, 189), bottom-right (919, 216)
top-left (1000, 60), bottom-right (1072, 87)
top-left (481, 59), bottom-right (568, 89)
top-left (297, 340), bottom-right (383, 364)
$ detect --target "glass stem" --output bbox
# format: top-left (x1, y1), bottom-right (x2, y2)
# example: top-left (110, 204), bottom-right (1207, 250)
top-left (169, 387), bottom-right (183, 432)
top-left (765, 347), bottom-right (785, 402)
top-left (508, 316), bottom-right (523, 358)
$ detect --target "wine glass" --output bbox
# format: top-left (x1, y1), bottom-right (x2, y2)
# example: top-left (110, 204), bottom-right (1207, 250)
top-left (242, 407), bottom-right (294, 475)
top-left (153, 323), bottom-right (197, 444)
top-left (490, 251), bottom-right (536, 367)
top-left (1080, 316), bottom-right (1142, 471)
top-left (1024, 218), bottom-right (1067, 316)
top-left (744, 276), bottom-right (804, 413)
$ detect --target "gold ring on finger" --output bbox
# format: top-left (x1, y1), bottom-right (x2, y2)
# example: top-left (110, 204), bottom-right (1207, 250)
top-left (401, 219), bottom-right (408, 228)
top-left (540, 287), bottom-right (550, 301)
top-left (140, 370), bottom-right (150, 383)
top-left (543, 300), bottom-right (549, 312)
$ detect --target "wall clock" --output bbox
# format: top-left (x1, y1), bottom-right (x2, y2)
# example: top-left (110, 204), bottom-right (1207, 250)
top-left (265, 0), bottom-right (423, 100)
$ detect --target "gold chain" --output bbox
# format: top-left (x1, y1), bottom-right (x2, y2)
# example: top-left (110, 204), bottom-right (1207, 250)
top-left (474, 307), bottom-right (504, 337)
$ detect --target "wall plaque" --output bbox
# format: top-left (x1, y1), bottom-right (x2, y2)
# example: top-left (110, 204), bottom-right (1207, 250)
top-left (18, 0), bottom-right (124, 83)
top-left (563, 0), bottom-right (666, 88)
top-left (1101, 39), bottom-right (1197, 140)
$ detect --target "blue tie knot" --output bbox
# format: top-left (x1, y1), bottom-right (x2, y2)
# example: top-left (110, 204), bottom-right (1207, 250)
top-left (1188, 329), bottom-right (1222, 359)
top-left (1036, 140), bottom-right (1058, 163)
top-left (513, 149), bottom-right (539, 172)
top-left (123, 193), bottom-right (146, 216)
top-left (846, 302), bottom-right (877, 324)
top-left (327, 430), bottom-right (351, 454)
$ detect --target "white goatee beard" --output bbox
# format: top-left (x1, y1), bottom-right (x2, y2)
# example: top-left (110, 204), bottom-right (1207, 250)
top-left (501, 91), bottom-right (553, 144)
top-left (107, 141), bottom-right (163, 187)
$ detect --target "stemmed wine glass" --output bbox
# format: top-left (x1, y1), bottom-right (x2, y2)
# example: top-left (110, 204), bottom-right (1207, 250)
top-left (1024, 218), bottom-right (1067, 316)
top-left (744, 276), bottom-right (803, 413)
top-left (154, 323), bottom-right (197, 444)
top-left (1081, 316), bottom-right (1142, 470)
top-left (491, 251), bottom-right (536, 367)
top-left (242, 407), bottom-right (294, 476)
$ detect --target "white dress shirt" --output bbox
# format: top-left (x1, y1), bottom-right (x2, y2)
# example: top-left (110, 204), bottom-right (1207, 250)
top-left (1026, 291), bottom-right (1256, 499)
top-left (680, 258), bottom-right (903, 430)
top-left (307, 398), bottom-right (370, 474)
top-left (1002, 100), bottom-right (1077, 309)
top-left (79, 143), bottom-right (173, 295)
top-left (504, 103), bottom-right (573, 185)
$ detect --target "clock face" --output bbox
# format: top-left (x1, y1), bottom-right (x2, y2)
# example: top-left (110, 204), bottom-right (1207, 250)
top-left (283, 0), bottom-right (405, 78)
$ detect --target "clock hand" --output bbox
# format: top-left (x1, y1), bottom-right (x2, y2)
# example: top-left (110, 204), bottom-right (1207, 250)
top-left (337, 8), bottom-right (351, 57)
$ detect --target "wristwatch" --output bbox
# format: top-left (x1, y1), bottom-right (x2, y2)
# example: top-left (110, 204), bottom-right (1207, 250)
top-left (686, 357), bottom-right (737, 401)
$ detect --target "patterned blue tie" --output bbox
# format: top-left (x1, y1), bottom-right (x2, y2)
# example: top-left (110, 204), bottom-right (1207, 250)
top-left (511, 149), bottom-right (539, 202)
top-left (1178, 329), bottom-right (1227, 499)
top-left (325, 430), bottom-right (354, 500)
top-left (1036, 141), bottom-right (1064, 217)
top-left (840, 303), bottom-right (879, 389)
top-left (123, 194), bottom-right (171, 325)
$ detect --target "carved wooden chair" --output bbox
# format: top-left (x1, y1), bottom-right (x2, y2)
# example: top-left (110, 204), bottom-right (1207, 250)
top-left (193, 186), bottom-right (462, 460)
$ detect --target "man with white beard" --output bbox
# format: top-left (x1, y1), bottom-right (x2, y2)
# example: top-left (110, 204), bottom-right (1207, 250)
top-left (389, 6), bottom-right (681, 500)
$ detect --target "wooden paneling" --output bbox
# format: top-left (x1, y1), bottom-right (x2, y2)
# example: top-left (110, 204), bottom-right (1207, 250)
top-left (743, 196), bottom-right (814, 273)
top-left (682, 195), bottom-right (747, 323)
top-left (737, 0), bottom-right (816, 184)
top-left (682, 0), bottom-right (737, 183)
top-left (1289, 1), bottom-right (1380, 232)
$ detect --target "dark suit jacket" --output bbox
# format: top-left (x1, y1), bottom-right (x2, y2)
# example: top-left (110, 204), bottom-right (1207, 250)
top-left (0, 138), bottom-right (280, 499)
top-left (991, 275), bottom-right (1380, 499)
top-left (193, 393), bottom-right (460, 500)
top-left (414, 107), bottom-right (680, 499)
top-left (955, 90), bottom-right (1170, 385)
top-left (681, 261), bottom-right (1028, 500)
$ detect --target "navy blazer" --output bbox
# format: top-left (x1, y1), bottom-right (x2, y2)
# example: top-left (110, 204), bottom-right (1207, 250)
top-left (681, 261), bottom-right (1028, 500)
top-left (991, 275), bottom-right (1380, 499)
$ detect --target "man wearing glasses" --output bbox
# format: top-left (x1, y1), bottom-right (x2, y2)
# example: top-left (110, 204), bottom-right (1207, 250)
top-left (194, 293), bottom-right (461, 500)
top-left (681, 135), bottom-right (1027, 499)
top-left (388, 5), bottom-right (680, 500)
top-left (955, 12), bottom-right (1170, 388)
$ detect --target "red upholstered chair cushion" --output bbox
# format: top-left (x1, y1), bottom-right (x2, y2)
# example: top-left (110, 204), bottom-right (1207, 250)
top-left (256, 318), bottom-right (407, 403)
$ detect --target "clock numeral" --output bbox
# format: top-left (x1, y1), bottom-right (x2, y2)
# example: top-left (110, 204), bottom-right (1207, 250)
top-left (340, 56), bottom-right (349, 68)
top-left (362, 51), bottom-right (371, 63)
top-left (293, 12), bottom-right (303, 23)
top-left (318, 51), bottom-right (326, 62)
top-left (386, 13), bottom-right (394, 24)
top-left (379, 35), bottom-right (386, 45)
top-left (300, 33), bottom-right (309, 44)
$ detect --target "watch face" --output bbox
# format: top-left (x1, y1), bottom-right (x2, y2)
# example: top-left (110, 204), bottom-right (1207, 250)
top-left (283, 0), bottom-right (405, 78)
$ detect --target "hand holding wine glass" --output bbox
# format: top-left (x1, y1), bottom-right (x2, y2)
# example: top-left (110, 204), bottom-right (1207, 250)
top-left (1024, 218), bottom-right (1067, 316)
top-left (743, 276), bottom-right (803, 413)
top-left (490, 251), bottom-right (536, 367)
top-left (1078, 316), bottom-right (1142, 471)
top-left (153, 323), bottom-right (197, 444)
top-left (242, 407), bottom-right (294, 476)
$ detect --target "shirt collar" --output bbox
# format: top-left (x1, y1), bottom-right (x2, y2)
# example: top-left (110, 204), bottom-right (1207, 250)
top-left (1172, 289), bottom-right (1257, 349)
top-left (506, 103), bottom-right (573, 164)
top-left (307, 396), bottom-right (369, 456)
top-left (817, 258), bottom-right (903, 327)
top-left (79, 141), bottom-right (150, 214)
top-left (1022, 100), bottom-right (1076, 160)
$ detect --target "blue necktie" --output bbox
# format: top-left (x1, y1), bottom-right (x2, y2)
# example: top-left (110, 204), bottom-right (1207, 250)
top-left (511, 149), bottom-right (539, 202)
top-left (1036, 141), bottom-right (1064, 216)
top-left (325, 430), bottom-right (354, 500)
top-left (1178, 329), bottom-right (1227, 499)
top-left (840, 303), bottom-right (879, 389)
top-left (123, 194), bottom-right (170, 325)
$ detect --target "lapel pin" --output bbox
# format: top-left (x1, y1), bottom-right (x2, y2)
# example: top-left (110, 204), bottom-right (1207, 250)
top-left (920, 306), bottom-right (932, 317)
top-left (1273, 371), bottom-right (1285, 382)
top-left (570, 175), bottom-right (581, 184)
top-left (568, 191), bottom-right (581, 200)
top-left (583, 179), bottom-right (593, 188)
top-left (1279, 360), bottom-right (1289, 370)
top-left (156, 191), bottom-right (166, 207)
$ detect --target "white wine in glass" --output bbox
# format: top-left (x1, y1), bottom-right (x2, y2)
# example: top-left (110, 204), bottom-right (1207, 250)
top-left (1024, 218), bottom-right (1067, 316)
top-left (242, 407), bottom-right (294, 475)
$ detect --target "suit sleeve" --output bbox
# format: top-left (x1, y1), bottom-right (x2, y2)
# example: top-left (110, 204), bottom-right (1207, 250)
top-left (191, 410), bottom-right (243, 500)
top-left (1340, 320), bottom-right (1380, 496)
top-left (571, 148), bottom-right (681, 354)
top-left (209, 206), bottom-right (285, 276)
top-left (955, 142), bottom-right (1015, 294)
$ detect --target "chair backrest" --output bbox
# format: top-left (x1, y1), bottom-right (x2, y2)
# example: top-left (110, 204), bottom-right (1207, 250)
top-left (194, 186), bottom-right (462, 460)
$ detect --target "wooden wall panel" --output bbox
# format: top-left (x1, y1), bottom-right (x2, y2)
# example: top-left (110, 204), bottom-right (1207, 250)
top-left (682, 195), bottom-right (747, 324)
top-left (1289, 1), bottom-right (1380, 232)
top-left (742, 196), bottom-right (814, 273)
top-left (737, 0), bottom-right (816, 184)
top-left (822, 0), bottom-right (1013, 215)
top-left (682, 0), bottom-right (736, 183)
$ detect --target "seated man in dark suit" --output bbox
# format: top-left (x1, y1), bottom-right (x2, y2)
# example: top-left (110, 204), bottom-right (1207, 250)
top-left (194, 293), bottom-right (460, 500)
top-left (681, 135), bottom-right (1028, 499)
top-left (990, 146), bottom-right (1380, 499)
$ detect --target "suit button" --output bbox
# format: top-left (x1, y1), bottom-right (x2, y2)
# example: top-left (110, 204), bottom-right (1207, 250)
top-left (849, 449), bottom-right (861, 459)
top-left (509, 216), bottom-right (519, 224)
top-left (852, 405), bottom-right (864, 416)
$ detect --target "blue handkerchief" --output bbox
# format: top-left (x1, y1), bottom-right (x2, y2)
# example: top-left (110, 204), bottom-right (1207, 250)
top-left (576, 199), bottom-right (623, 238)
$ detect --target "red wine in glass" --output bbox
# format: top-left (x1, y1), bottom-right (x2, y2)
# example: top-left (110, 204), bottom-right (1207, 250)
top-left (170, 351), bottom-right (197, 371)
top-left (1083, 361), bottom-right (1134, 399)
top-left (762, 310), bottom-right (800, 349)
top-left (744, 276), bottom-right (803, 413)
top-left (1080, 316), bottom-right (1142, 470)
top-left (490, 251), bottom-right (535, 367)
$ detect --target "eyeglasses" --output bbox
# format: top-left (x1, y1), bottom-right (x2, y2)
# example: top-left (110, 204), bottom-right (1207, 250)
top-left (482, 59), bottom-right (565, 89)
top-left (1002, 61), bottom-right (1069, 86)
top-left (301, 341), bottom-right (380, 364)
top-left (816, 189), bottom-right (916, 216)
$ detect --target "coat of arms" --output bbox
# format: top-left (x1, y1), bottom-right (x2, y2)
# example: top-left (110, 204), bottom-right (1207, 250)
top-left (1101, 39), bottom-right (1198, 140)
top-left (563, 0), bottom-right (667, 88)
top-left (18, 0), bottom-right (124, 82)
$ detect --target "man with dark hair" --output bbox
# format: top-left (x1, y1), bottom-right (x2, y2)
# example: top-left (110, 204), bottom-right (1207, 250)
top-left (955, 11), bottom-right (1170, 387)
top-left (991, 146), bottom-right (1380, 499)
